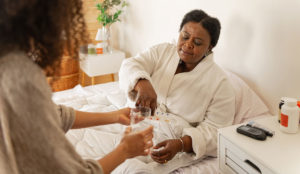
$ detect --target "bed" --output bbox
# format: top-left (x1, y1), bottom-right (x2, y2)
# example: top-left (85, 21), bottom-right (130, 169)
top-left (52, 70), bottom-right (271, 173)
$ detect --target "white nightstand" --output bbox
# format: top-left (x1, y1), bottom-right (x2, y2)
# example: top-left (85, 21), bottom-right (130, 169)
top-left (218, 116), bottom-right (300, 174)
top-left (80, 50), bottom-right (125, 85)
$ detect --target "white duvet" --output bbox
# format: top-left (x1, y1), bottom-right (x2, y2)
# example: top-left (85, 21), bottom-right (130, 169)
top-left (52, 82), bottom-right (220, 174)
top-left (52, 70), bottom-right (271, 173)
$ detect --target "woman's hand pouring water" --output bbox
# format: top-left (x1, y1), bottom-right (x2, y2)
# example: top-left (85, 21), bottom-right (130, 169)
top-left (133, 79), bottom-right (157, 115)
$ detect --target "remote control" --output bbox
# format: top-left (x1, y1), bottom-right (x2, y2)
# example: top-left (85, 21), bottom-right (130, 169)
top-left (236, 125), bottom-right (267, 141)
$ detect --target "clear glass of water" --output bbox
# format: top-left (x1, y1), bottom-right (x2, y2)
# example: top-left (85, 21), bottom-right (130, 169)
top-left (130, 106), bottom-right (154, 154)
top-left (130, 106), bottom-right (151, 125)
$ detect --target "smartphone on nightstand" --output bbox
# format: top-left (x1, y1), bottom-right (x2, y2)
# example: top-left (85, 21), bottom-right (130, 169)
top-left (236, 125), bottom-right (267, 141)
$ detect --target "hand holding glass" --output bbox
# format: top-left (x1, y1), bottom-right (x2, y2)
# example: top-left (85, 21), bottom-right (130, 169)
top-left (130, 106), bottom-right (151, 125)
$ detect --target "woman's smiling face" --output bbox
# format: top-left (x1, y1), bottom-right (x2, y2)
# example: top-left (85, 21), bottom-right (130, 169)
top-left (177, 22), bottom-right (212, 68)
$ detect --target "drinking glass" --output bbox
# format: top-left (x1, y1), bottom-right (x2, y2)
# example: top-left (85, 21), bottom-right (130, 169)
top-left (130, 106), bottom-right (151, 125)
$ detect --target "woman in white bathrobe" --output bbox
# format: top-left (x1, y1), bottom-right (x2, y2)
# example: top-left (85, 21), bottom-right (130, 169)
top-left (119, 9), bottom-right (235, 165)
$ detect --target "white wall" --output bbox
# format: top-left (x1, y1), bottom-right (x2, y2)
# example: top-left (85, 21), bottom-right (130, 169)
top-left (111, 0), bottom-right (300, 114)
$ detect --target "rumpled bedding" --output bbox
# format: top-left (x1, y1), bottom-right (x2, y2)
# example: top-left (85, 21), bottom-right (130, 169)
top-left (52, 69), bottom-right (271, 173)
top-left (52, 82), bottom-right (219, 174)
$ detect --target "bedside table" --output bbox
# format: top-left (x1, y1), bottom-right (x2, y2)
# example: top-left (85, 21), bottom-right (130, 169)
top-left (218, 116), bottom-right (300, 174)
top-left (80, 50), bottom-right (125, 85)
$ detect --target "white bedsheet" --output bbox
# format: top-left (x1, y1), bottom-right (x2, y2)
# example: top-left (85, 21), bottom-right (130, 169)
top-left (52, 72), bottom-right (272, 174)
top-left (52, 82), bottom-right (219, 174)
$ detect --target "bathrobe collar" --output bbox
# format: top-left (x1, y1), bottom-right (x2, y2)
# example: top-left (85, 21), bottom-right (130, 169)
top-left (158, 52), bottom-right (214, 112)
top-left (174, 52), bottom-right (214, 75)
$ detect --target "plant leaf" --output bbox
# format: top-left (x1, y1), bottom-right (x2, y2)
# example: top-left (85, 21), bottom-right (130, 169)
top-left (96, 0), bottom-right (128, 26)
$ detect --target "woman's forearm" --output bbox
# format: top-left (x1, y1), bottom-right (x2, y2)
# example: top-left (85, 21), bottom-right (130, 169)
top-left (71, 110), bottom-right (119, 129)
top-left (181, 135), bottom-right (194, 153)
top-left (98, 144), bottom-right (127, 174)
top-left (98, 126), bottom-right (153, 174)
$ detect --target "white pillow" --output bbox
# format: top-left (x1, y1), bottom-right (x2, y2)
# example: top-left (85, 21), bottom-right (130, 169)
top-left (225, 70), bottom-right (270, 124)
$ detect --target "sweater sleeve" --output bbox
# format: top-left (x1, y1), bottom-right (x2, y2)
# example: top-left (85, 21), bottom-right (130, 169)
top-left (182, 79), bottom-right (235, 159)
top-left (56, 105), bottom-right (75, 132)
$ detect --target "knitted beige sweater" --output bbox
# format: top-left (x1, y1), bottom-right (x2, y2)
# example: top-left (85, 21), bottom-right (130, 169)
top-left (0, 52), bottom-right (103, 174)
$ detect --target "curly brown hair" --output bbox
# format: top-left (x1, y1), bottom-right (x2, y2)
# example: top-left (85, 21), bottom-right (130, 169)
top-left (0, 0), bottom-right (88, 76)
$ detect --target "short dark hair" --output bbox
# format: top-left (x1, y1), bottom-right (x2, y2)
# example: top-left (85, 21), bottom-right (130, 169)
top-left (179, 9), bottom-right (221, 48)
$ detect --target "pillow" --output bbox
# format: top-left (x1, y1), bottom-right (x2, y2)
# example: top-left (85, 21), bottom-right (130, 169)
top-left (225, 70), bottom-right (270, 124)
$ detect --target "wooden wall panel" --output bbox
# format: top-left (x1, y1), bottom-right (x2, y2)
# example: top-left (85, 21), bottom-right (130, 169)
top-left (83, 0), bottom-right (102, 44)
top-left (48, 0), bottom-right (115, 92)
top-left (80, 0), bottom-right (115, 87)
top-left (47, 56), bottom-right (80, 92)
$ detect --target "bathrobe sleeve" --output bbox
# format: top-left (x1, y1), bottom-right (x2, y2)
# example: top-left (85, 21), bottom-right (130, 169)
top-left (119, 44), bottom-right (162, 95)
top-left (182, 78), bottom-right (235, 159)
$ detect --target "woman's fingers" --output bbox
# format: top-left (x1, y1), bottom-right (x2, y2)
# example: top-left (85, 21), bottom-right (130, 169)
top-left (121, 125), bottom-right (154, 158)
top-left (151, 146), bottom-right (167, 157)
top-left (136, 93), bottom-right (145, 107)
top-left (133, 116), bottom-right (145, 124)
top-left (145, 100), bottom-right (151, 108)
top-left (152, 139), bottom-right (180, 163)
top-left (153, 141), bottom-right (167, 149)
top-left (151, 152), bottom-right (170, 163)
top-left (122, 107), bottom-right (131, 116)
top-left (144, 135), bottom-right (153, 146)
top-left (144, 133), bottom-right (153, 143)
top-left (145, 140), bottom-right (153, 149)
top-left (139, 125), bottom-right (153, 136)
top-left (140, 126), bottom-right (154, 156)
top-left (136, 116), bottom-right (145, 122)
top-left (135, 98), bottom-right (141, 107)
top-left (139, 126), bottom-right (154, 149)
top-left (150, 102), bottom-right (157, 115)
top-left (124, 126), bottom-right (132, 134)
top-left (145, 130), bottom-right (153, 137)
top-left (151, 152), bottom-right (169, 159)
top-left (120, 114), bottom-right (131, 125)
top-left (134, 79), bottom-right (157, 116)
top-left (135, 91), bottom-right (156, 113)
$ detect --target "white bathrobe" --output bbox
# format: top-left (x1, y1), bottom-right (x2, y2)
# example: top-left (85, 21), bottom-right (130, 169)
top-left (119, 42), bottom-right (235, 159)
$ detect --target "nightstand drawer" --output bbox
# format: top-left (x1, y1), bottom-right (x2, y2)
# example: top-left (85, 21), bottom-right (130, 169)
top-left (219, 134), bottom-right (273, 174)
top-left (225, 155), bottom-right (247, 174)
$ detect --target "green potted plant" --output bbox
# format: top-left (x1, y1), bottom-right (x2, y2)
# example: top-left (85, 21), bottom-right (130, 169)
top-left (96, 0), bottom-right (128, 27)
top-left (95, 0), bottom-right (128, 53)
